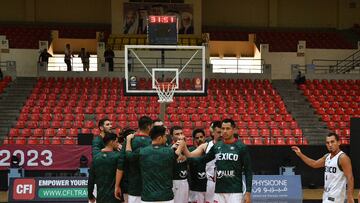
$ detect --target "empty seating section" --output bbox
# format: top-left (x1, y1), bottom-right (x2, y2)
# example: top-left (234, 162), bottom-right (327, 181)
top-left (0, 26), bottom-right (51, 49)
top-left (255, 31), bottom-right (353, 51)
top-left (0, 76), bottom-right (12, 94)
top-left (5, 77), bottom-right (305, 145)
top-left (57, 26), bottom-right (110, 39)
top-left (107, 35), bottom-right (203, 50)
top-left (204, 28), bottom-right (354, 51)
top-left (166, 79), bottom-right (305, 145)
top-left (0, 25), bottom-right (110, 49)
top-left (299, 79), bottom-right (360, 145)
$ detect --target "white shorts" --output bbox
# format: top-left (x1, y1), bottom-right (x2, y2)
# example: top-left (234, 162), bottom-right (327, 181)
top-left (172, 179), bottom-right (189, 203)
top-left (322, 194), bottom-right (345, 203)
top-left (214, 193), bottom-right (243, 203)
top-left (128, 195), bottom-right (141, 203)
top-left (141, 200), bottom-right (174, 203)
top-left (189, 191), bottom-right (205, 203)
top-left (205, 180), bottom-right (215, 203)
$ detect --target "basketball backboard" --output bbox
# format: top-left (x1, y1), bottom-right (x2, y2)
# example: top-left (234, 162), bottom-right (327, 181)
top-left (124, 45), bottom-right (206, 97)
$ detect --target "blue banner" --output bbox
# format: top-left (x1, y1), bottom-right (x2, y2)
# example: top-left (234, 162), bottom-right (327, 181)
top-left (251, 175), bottom-right (302, 203)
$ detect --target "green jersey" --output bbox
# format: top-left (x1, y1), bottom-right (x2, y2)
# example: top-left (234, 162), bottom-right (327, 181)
top-left (118, 134), bottom-right (152, 196)
top-left (137, 145), bottom-right (176, 201)
top-left (188, 146), bottom-right (207, 192)
top-left (88, 151), bottom-right (121, 203)
top-left (204, 139), bottom-right (252, 193)
top-left (118, 142), bottom-right (129, 194)
top-left (173, 155), bottom-right (188, 180)
top-left (92, 136), bottom-right (105, 157)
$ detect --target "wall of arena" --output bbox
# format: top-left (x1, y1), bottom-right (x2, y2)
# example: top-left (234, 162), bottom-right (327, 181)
top-left (1, 0), bottom-right (359, 29)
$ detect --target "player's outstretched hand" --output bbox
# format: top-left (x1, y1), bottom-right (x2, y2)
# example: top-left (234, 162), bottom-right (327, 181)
top-left (114, 185), bottom-right (122, 200)
top-left (291, 146), bottom-right (301, 156)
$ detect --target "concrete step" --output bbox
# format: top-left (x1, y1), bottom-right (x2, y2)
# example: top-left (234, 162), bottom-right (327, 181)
top-left (0, 77), bottom-right (36, 132)
top-left (272, 79), bottom-right (331, 145)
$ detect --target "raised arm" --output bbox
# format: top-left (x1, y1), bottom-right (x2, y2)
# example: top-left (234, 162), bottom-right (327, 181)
top-left (181, 141), bottom-right (207, 158)
top-left (339, 154), bottom-right (354, 203)
top-left (291, 146), bottom-right (325, 168)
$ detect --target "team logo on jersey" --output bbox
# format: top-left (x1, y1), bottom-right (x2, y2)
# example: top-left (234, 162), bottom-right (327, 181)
top-left (102, 154), bottom-right (107, 158)
top-left (230, 146), bottom-right (235, 150)
top-left (216, 170), bottom-right (235, 179)
top-left (215, 153), bottom-right (238, 161)
top-left (325, 166), bottom-right (337, 173)
top-left (179, 170), bottom-right (188, 178)
top-left (197, 172), bottom-right (206, 179)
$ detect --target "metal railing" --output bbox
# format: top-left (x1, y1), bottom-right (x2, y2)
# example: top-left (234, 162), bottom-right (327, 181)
top-left (311, 50), bottom-right (360, 74)
top-left (210, 58), bottom-right (265, 73)
top-left (47, 55), bottom-right (98, 71)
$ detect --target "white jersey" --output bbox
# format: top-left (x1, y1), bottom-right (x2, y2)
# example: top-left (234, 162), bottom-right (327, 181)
top-left (323, 151), bottom-right (347, 203)
top-left (205, 141), bottom-right (216, 180)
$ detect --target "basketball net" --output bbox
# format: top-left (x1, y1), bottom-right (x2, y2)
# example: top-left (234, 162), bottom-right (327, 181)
top-left (155, 82), bottom-right (176, 103)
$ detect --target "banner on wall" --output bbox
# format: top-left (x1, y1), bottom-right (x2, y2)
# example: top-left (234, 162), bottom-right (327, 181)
top-left (123, 3), bottom-right (194, 35)
top-left (8, 177), bottom-right (88, 203)
top-left (8, 175), bottom-right (302, 202)
top-left (251, 175), bottom-right (302, 202)
top-left (0, 145), bottom-right (91, 170)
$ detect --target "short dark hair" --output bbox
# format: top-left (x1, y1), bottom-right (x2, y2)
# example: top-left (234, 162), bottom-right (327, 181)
top-left (150, 126), bottom-right (166, 140)
top-left (327, 132), bottom-right (339, 141)
top-left (138, 116), bottom-right (153, 131)
top-left (222, 118), bottom-right (236, 128)
top-left (103, 132), bottom-right (117, 145)
top-left (98, 118), bottom-right (110, 128)
top-left (192, 128), bottom-right (205, 138)
top-left (121, 128), bottom-right (135, 138)
top-left (170, 126), bottom-right (182, 136)
top-left (210, 121), bottom-right (222, 130)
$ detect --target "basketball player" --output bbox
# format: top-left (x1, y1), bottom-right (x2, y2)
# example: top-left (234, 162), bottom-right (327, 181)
top-left (126, 126), bottom-right (183, 203)
top-left (115, 116), bottom-right (153, 203)
top-left (188, 129), bottom-right (207, 203)
top-left (92, 118), bottom-right (113, 156)
top-left (88, 132), bottom-right (121, 203)
top-left (170, 126), bottom-right (189, 203)
top-left (181, 119), bottom-right (253, 203)
top-left (119, 128), bottom-right (136, 203)
top-left (181, 121), bottom-right (222, 203)
top-left (292, 133), bottom-right (354, 203)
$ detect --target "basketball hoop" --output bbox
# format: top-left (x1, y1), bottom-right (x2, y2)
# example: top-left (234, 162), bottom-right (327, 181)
top-left (155, 82), bottom-right (176, 103)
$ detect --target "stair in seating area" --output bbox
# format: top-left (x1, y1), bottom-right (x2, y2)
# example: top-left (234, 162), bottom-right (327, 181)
top-left (0, 77), bottom-right (37, 140)
top-left (272, 80), bottom-right (330, 145)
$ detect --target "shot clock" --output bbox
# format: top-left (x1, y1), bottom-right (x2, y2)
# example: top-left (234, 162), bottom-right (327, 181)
top-left (148, 15), bottom-right (178, 45)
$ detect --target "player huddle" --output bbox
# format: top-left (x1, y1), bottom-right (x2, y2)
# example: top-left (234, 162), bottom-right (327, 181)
top-left (88, 116), bottom-right (357, 203)
top-left (88, 116), bottom-right (252, 203)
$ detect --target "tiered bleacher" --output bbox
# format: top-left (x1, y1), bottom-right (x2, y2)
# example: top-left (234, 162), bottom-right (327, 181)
top-left (204, 28), bottom-right (354, 52)
top-left (299, 79), bottom-right (360, 144)
top-left (0, 25), bottom-right (110, 49)
top-left (4, 77), bottom-right (306, 146)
